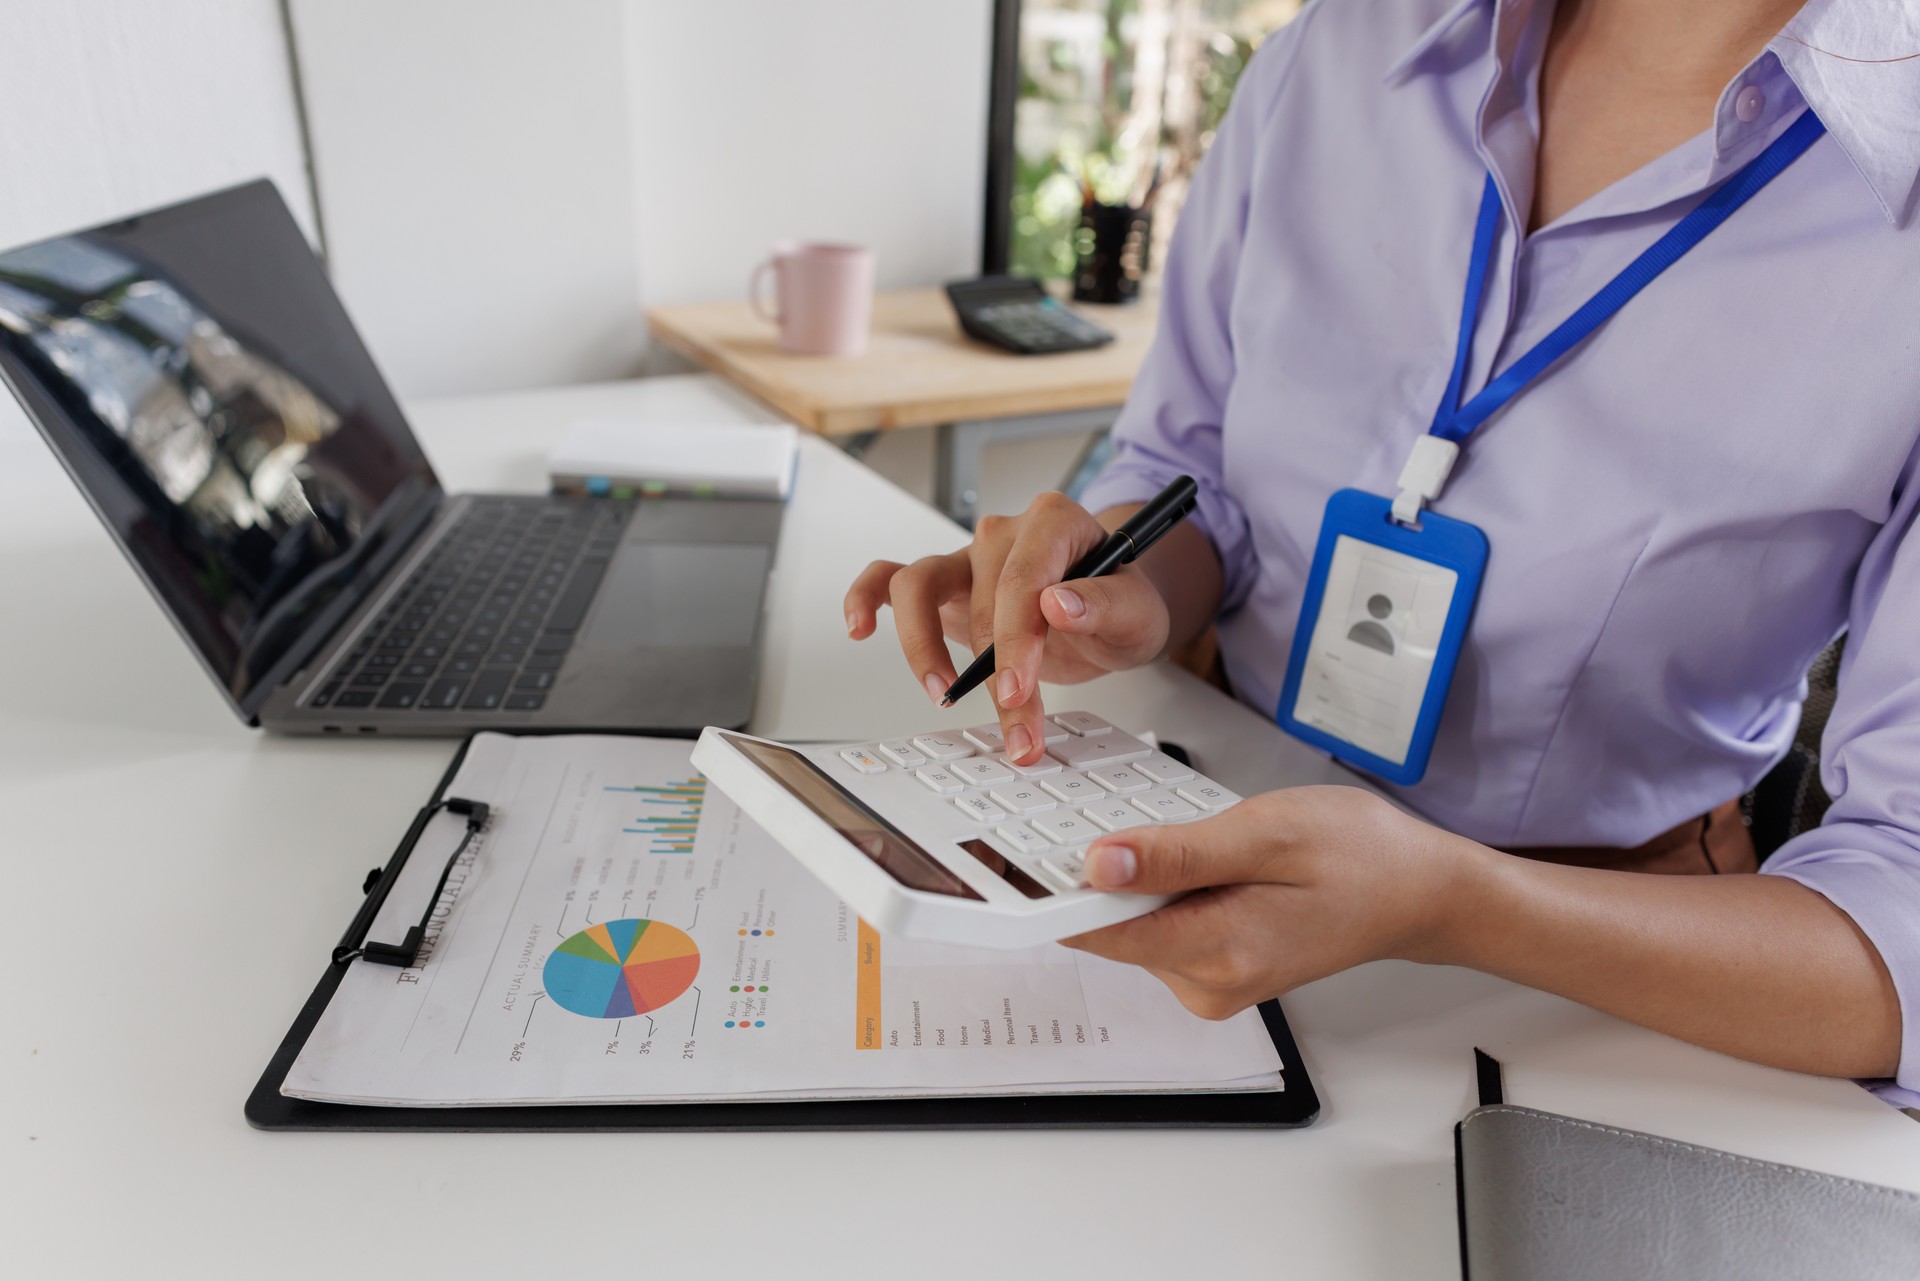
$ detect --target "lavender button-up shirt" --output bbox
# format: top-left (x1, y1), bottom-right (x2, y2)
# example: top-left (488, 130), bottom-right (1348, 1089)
top-left (1080, 0), bottom-right (1920, 1103)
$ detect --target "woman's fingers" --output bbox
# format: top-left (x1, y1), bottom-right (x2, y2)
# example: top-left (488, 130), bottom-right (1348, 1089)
top-left (965, 513), bottom-right (1020, 662)
top-left (1081, 800), bottom-right (1277, 894)
top-left (843, 559), bottom-right (905, 640)
top-left (882, 553), bottom-right (973, 703)
top-left (992, 493), bottom-right (1107, 759)
top-left (846, 494), bottom-right (1165, 724)
top-left (1038, 568), bottom-right (1168, 659)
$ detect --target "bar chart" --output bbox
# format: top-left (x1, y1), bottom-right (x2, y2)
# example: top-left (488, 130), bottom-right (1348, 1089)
top-left (607, 776), bottom-right (706, 854)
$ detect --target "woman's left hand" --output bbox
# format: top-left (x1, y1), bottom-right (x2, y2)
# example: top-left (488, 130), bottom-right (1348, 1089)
top-left (1060, 785), bottom-right (1483, 1019)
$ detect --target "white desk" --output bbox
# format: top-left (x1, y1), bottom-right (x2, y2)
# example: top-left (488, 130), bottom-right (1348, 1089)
top-left (3, 375), bottom-right (1915, 1280)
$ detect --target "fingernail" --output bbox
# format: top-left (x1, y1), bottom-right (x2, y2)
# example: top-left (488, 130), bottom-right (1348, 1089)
top-left (1007, 723), bottom-right (1033, 761)
top-left (1087, 845), bottom-right (1137, 888)
top-left (924, 673), bottom-right (947, 705)
top-left (997, 670), bottom-right (1021, 704)
top-left (846, 611), bottom-right (859, 637)
top-left (1050, 586), bottom-right (1085, 619)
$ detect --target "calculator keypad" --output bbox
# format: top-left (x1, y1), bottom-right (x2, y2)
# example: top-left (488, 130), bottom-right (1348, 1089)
top-left (963, 724), bottom-right (1007, 753)
top-left (1003, 752), bottom-right (1062, 777)
top-left (877, 739), bottom-right (926, 767)
top-left (1040, 771), bottom-right (1100, 803)
top-left (989, 783), bottom-right (1056, 815)
top-left (824, 713), bottom-right (1239, 902)
top-left (1086, 762), bottom-right (1151, 794)
top-left (1053, 731), bottom-right (1153, 769)
top-left (913, 733), bottom-right (974, 761)
top-left (954, 757), bottom-right (1015, 786)
top-left (916, 767), bottom-right (964, 794)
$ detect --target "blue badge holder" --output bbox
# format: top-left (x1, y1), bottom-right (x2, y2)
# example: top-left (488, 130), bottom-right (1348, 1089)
top-left (1276, 489), bottom-right (1487, 786)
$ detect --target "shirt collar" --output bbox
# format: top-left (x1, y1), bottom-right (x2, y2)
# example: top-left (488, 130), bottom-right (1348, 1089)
top-left (1774, 0), bottom-right (1920, 225)
top-left (1386, 0), bottom-right (1920, 227)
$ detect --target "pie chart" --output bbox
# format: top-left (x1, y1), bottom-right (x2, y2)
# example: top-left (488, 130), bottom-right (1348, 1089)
top-left (544, 919), bottom-right (700, 1019)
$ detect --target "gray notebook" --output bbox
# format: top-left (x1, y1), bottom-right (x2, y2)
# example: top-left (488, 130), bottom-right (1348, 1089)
top-left (1455, 1103), bottom-right (1920, 1280)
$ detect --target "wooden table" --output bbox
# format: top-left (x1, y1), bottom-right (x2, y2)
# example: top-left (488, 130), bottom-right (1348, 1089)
top-left (646, 286), bottom-right (1159, 524)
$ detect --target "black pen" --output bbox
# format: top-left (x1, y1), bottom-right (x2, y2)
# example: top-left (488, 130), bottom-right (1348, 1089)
top-left (941, 474), bottom-right (1200, 707)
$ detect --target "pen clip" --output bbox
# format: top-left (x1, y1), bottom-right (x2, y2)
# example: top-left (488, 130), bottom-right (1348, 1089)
top-left (1120, 495), bottom-right (1197, 562)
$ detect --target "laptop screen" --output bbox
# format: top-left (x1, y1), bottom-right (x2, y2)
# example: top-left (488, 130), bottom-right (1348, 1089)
top-left (0, 180), bottom-right (441, 721)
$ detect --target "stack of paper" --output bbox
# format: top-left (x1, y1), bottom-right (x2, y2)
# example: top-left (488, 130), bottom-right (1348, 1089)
top-left (283, 734), bottom-right (1284, 1107)
top-left (549, 418), bottom-right (798, 500)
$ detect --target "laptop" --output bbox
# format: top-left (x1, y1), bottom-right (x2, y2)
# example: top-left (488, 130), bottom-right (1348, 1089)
top-left (0, 179), bottom-right (779, 736)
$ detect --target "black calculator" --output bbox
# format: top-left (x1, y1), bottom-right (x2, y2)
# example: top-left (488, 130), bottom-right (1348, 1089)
top-left (944, 276), bottom-right (1116, 356)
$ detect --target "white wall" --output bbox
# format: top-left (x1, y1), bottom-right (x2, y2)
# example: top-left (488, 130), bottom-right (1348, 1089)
top-left (288, 0), bottom-right (647, 399)
top-left (290, 0), bottom-right (994, 397)
top-left (0, 0), bottom-right (998, 408)
top-left (624, 0), bottom-right (992, 313)
top-left (0, 0), bottom-right (314, 441)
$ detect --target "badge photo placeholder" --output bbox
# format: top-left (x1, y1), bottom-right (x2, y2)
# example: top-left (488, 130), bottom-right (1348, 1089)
top-left (1292, 536), bottom-right (1460, 767)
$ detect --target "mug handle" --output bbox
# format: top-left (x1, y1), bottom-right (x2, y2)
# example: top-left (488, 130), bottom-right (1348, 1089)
top-left (749, 259), bottom-right (781, 324)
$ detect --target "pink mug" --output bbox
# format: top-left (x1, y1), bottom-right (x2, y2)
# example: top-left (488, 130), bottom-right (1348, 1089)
top-left (749, 242), bottom-right (875, 356)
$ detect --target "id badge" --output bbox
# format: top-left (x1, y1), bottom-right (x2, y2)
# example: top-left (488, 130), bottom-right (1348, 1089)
top-left (1276, 489), bottom-right (1487, 785)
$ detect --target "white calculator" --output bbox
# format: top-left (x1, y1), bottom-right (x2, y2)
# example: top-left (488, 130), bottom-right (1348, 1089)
top-left (690, 711), bottom-right (1242, 949)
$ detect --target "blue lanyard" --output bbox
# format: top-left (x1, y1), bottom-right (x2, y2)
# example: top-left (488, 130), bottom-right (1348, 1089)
top-left (1430, 109), bottom-right (1826, 443)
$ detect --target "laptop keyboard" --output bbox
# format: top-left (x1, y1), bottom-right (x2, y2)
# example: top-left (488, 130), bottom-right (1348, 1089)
top-left (307, 496), bottom-right (632, 714)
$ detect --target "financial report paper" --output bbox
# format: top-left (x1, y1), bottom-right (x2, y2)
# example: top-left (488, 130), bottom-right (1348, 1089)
top-left (283, 733), bottom-right (1283, 1106)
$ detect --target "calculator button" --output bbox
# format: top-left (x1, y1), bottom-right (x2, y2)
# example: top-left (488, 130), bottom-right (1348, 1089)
top-left (915, 767), bottom-right (965, 795)
top-left (963, 723), bottom-right (1007, 753)
top-left (1039, 854), bottom-right (1090, 890)
top-left (912, 733), bottom-right (974, 761)
top-left (1037, 719), bottom-right (1070, 746)
top-left (988, 784), bottom-right (1056, 816)
top-left (1135, 751), bottom-right (1195, 784)
top-left (1084, 800), bottom-right (1151, 832)
top-left (1175, 780), bottom-right (1242, 811)
top-left (877, 739), bottom-right (927, 767)
top-left (1052, 731), bottom-right (1152, 769)
top-left (954, 794), bottom-right (1007, 823)
top-left (1039, 771), bottom-right (1099, 803)
top-left (1032, 812), bottom-right (1099, 845)
top-left (1003, 752), bottom-right (1063, 777)
top-left (995, 822), bottom-right (1052, 856)
top-left (1050, 711), bottom-right (1113, 737)
top-left (953, 756), bottom-right (1015, 786)
top-left (1132, 788), bottom-right (1200, 821)
top-left (838, 747), bottom-right (886, 774)
top-left (1086, 763), bottom-right (1151, 794)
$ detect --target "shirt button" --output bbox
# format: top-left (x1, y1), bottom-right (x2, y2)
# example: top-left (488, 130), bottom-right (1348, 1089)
top-left (1735, 85), bottom-right (1765, 123)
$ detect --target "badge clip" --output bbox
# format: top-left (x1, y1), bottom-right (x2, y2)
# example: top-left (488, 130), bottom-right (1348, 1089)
top-left (1392, 435), bottom-right (1460, 526)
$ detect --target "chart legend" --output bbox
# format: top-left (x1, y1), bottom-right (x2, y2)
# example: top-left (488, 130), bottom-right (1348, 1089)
top-left (543, 919), bottom-right (700, 1019)
top-left (608, 776), bottom-right (706, 853)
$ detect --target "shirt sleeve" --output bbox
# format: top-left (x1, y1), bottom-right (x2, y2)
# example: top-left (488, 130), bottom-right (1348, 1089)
top-left (1075, 9), bottom-right (1320, 612)
top-left (1762, 439), bottom-right (1920, 1108)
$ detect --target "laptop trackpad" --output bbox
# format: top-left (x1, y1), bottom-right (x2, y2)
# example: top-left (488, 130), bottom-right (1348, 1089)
top-left (582, 544), bottom-right (770, 649)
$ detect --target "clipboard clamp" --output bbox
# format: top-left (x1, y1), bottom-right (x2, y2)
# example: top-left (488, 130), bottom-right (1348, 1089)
top-left (332, 797), bottom-right (490, 969)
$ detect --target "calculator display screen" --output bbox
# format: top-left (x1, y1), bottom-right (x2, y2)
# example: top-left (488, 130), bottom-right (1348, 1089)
top-left (722, 735), bottom-right (984, 901)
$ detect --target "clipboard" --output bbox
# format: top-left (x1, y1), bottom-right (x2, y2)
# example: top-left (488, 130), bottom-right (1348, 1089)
top-left (246, 736), bottom-right (1321, 1132)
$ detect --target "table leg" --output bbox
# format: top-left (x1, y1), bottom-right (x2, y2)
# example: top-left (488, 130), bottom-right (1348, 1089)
top-left (932, 407), bottom-right (1123, 529)
top-left (838, 430), bottom-right (883, 462)
top-left (934, 421), bottom-right (987, 528)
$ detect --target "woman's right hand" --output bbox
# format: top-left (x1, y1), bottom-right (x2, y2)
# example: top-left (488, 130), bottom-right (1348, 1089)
top-left (843, 492), bottom-right (1170, 763)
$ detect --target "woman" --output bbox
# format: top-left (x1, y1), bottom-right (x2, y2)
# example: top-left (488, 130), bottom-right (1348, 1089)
top-left (846, 0), bottom-right (1920, 1102)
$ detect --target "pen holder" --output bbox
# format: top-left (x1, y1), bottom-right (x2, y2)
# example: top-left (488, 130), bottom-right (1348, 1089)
top-left (1073, 202), bottom-right (1153, 305)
